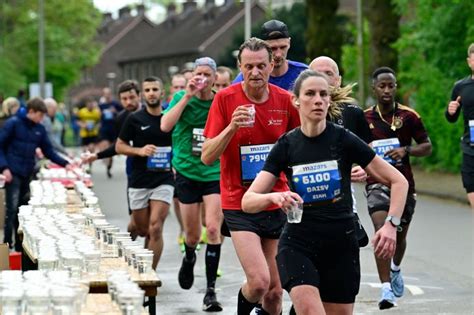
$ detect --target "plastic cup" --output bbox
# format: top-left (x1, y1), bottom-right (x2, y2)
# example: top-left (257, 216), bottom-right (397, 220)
top-left (195, 77), bottom-right (208, 90)
top-left (287, 202), bottom-right (303, 224)
top-left (0, 174), bottom-right (5, 188)
top-left (83, 250), bottom-right (101, 274)
top-left (242, 104), bottom-right (255, 127)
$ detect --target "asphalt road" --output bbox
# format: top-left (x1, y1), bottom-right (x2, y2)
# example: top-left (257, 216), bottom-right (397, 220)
top-left (92, 156), bottom-right (474, 314)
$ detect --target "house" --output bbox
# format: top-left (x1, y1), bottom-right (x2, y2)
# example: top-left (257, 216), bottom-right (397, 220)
top-left (117, 0), bottom-right (266, 88)
top-left (68, 0), bottom-right (266, 104)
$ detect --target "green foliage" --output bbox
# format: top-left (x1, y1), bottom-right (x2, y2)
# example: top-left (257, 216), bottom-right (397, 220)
top-left (340, 20), bottom-right (371, 107)
top-left (306, 0), bottom-right (348, 67)
top-left (0, 0), bottom-right (101, 100)
top-left (394, 0), bottom-right (474, 172)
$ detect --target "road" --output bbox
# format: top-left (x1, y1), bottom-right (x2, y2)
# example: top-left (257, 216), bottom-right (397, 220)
top-left (92, 156), bottom-right (474, 314)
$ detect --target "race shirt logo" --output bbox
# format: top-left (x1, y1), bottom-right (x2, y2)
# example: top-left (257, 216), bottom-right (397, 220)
top-left (240, 144), bottom-right (273, 185)
top-left (192, 128), bottom-right (205, 156)
top-left (147, 146), bottom-right (172, 172)
top-left (371, 138), bottom-right (400, 165)
top-left (291, 160), bottom-right (341, 203)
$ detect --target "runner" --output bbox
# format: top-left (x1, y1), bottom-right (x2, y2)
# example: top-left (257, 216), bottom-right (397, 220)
top-left (233, 20), bottom-right (307, 91)
top-left (202, 37), bottom-right (300, 315)
top-left (161, 57), bottom-right (223, 312)
top-left (242, 69), bottom-right (407, 315)
top-left (445, 43), bottom-right (474, 208)
top-left (115, 76), bottom-right (174, 269)
top-left (365, 67), bottom-right (432, 309)
top-left (309, 56), bottom-right (371, 247)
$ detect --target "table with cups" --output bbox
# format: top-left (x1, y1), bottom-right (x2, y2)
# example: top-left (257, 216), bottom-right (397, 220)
top-left (13, 180), bottom-right (160, 315)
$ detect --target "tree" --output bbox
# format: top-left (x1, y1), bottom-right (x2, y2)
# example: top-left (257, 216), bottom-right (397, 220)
top-left (364, 0), bottom-right (400, 73)
top-left (218, 2), bottom-right (308, 69)
top-left (0, 0), bottom-right (101, 100)
top-left (394, 0), bottom-right (474, 172)
top-left (306, 0), bottom-right (345, 67)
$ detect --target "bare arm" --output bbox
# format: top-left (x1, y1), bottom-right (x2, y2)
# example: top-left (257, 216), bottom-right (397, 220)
top-left (115, 138), bottom-right (156, 157)
top-left (365, 156), bottom-right (408, 259)
top-left (385, 139), bottom-right (432, 161)
top-left (242, 171), bottom-right (303, 213)
top-left (160, 93), bottom-right (192, 132)
top-left (201, 105), bottom-right (252, 165)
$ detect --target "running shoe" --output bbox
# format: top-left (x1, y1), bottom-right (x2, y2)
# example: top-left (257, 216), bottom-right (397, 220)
top-left (390, 269), bottom-right (405, 297)
top-left (178, 234), bottom-right (185, 245)
top-left (202, 287), bottom-right (223, 312)
top-left (178, 252), bottom-right (196, 289)
top-left (378, 286), bottom-right (397, 310)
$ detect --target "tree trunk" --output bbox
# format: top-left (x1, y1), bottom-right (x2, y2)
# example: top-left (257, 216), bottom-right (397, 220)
top-left (365, 0), bottom-right (400, 73)
top-left (306, 0), bottom-right (342, 66)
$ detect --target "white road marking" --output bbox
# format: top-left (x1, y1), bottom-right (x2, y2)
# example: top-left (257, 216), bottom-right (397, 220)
top-left (361, 282), bottom-right (443, 296)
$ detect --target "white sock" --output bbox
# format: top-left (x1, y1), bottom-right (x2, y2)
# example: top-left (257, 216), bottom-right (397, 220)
top-left (382, 282), bottom-right (391, 290)
top-left (391, 260), bottom-right (401, 272)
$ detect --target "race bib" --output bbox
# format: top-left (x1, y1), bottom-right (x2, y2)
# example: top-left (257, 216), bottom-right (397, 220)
top-left (372, 138), bottom-right (400, 165)
top-left (291, 160), bottom-right (341, 203)
top-left (240, 144), bottom-right (273, 185)
top-left (192, 128), bottom-right (205, 156)
top-left (86, 120), bottom-right (95, 131)
top-left (103, 109), bottom-right (114, 120)
top-left (469, 120), bottom-right (474, 145)
top-left (147, 146), bottom-right (172, 172)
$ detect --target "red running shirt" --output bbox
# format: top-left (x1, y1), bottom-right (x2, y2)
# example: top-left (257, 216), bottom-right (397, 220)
top-left (204, 83), bottom-right (300, 210)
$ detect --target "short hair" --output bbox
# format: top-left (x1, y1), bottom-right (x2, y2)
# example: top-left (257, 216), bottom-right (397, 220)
top-left (172, 73), bottom-right (186, 82)
top-left (216, 66), bottom-right (233, 79)
top-left (180, 68), bottom-right (193, 75)
top-left (237, 37), bottom-right (273, 63)
top-left (26, 97), bottom-right (47, 113)
top-left (43, 98), bottom-right (58, 109)
top-left (143, 76), bottom-right (163, 88)
top-left (468, 43), bottom-right (474, 56)
top-left (372, 66), bottom-right (396, 83)
top-left (2, 97), bottom-right (20, 116)
top-left (117, 80), bottom-right (140, 96)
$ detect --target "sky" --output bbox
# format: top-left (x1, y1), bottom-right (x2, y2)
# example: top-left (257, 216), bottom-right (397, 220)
top-left (93, 0), bottom-right (225, 22)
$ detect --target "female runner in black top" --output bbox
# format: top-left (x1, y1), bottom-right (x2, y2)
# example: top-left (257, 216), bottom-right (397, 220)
top-left (242, 70), bottom-right (408, 315)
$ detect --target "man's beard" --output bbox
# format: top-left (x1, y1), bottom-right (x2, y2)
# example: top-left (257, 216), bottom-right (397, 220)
top-left (146, 100), bottom-right (161, 108)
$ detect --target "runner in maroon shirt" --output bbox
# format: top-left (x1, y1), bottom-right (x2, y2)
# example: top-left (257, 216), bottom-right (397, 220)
top-left (364, 67), bottom-right (432, 310)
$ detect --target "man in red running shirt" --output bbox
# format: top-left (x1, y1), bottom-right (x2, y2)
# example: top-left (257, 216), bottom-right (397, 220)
top-left (202, 37), bottom-right (300, 315)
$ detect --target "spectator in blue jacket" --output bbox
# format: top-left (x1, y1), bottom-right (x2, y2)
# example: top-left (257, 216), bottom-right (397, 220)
top-left (0, 97), bottom-right (70, 251)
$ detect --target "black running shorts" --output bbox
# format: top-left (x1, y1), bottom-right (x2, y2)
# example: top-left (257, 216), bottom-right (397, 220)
top-left (462, 153), bottom-right (474, 193)
top-left (175, 171), bottom-right (220, 204)
top-left (366, 183), bottom-right (416, 226)
top-left (277, 218), bottom-right (360, 303)
top-left (222, 209), bottom-right (286, 239)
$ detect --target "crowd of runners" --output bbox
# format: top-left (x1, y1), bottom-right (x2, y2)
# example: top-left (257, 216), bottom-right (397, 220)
top-left (1, 18), bottom-right (473, 315)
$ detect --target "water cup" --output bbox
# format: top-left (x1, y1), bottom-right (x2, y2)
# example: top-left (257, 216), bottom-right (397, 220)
top-left (0, 174), bottom-right (5, 188)
top-left (195, 77), bottom-right (208, 90)
top-left (242, 104), bottom-right (255, 127)
top-left (287, 202), bottom-right (303, 224)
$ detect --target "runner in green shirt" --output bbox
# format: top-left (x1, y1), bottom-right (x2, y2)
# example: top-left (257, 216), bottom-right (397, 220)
top-left (161, 57), bottom-right (223, 312)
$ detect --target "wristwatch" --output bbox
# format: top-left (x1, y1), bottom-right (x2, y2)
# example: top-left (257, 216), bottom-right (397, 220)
top-left (385, 215), bottom-right (401, 227)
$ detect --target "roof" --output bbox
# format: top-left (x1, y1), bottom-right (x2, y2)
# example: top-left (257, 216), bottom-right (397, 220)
top-left (97, 14), bottom-right (155, 55)
top-left (117, 2), bottom-right (265, 63)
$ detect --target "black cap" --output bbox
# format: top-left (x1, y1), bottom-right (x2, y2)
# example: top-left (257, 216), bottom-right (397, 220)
top-left (261, 20), bottom-right (290, 40)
